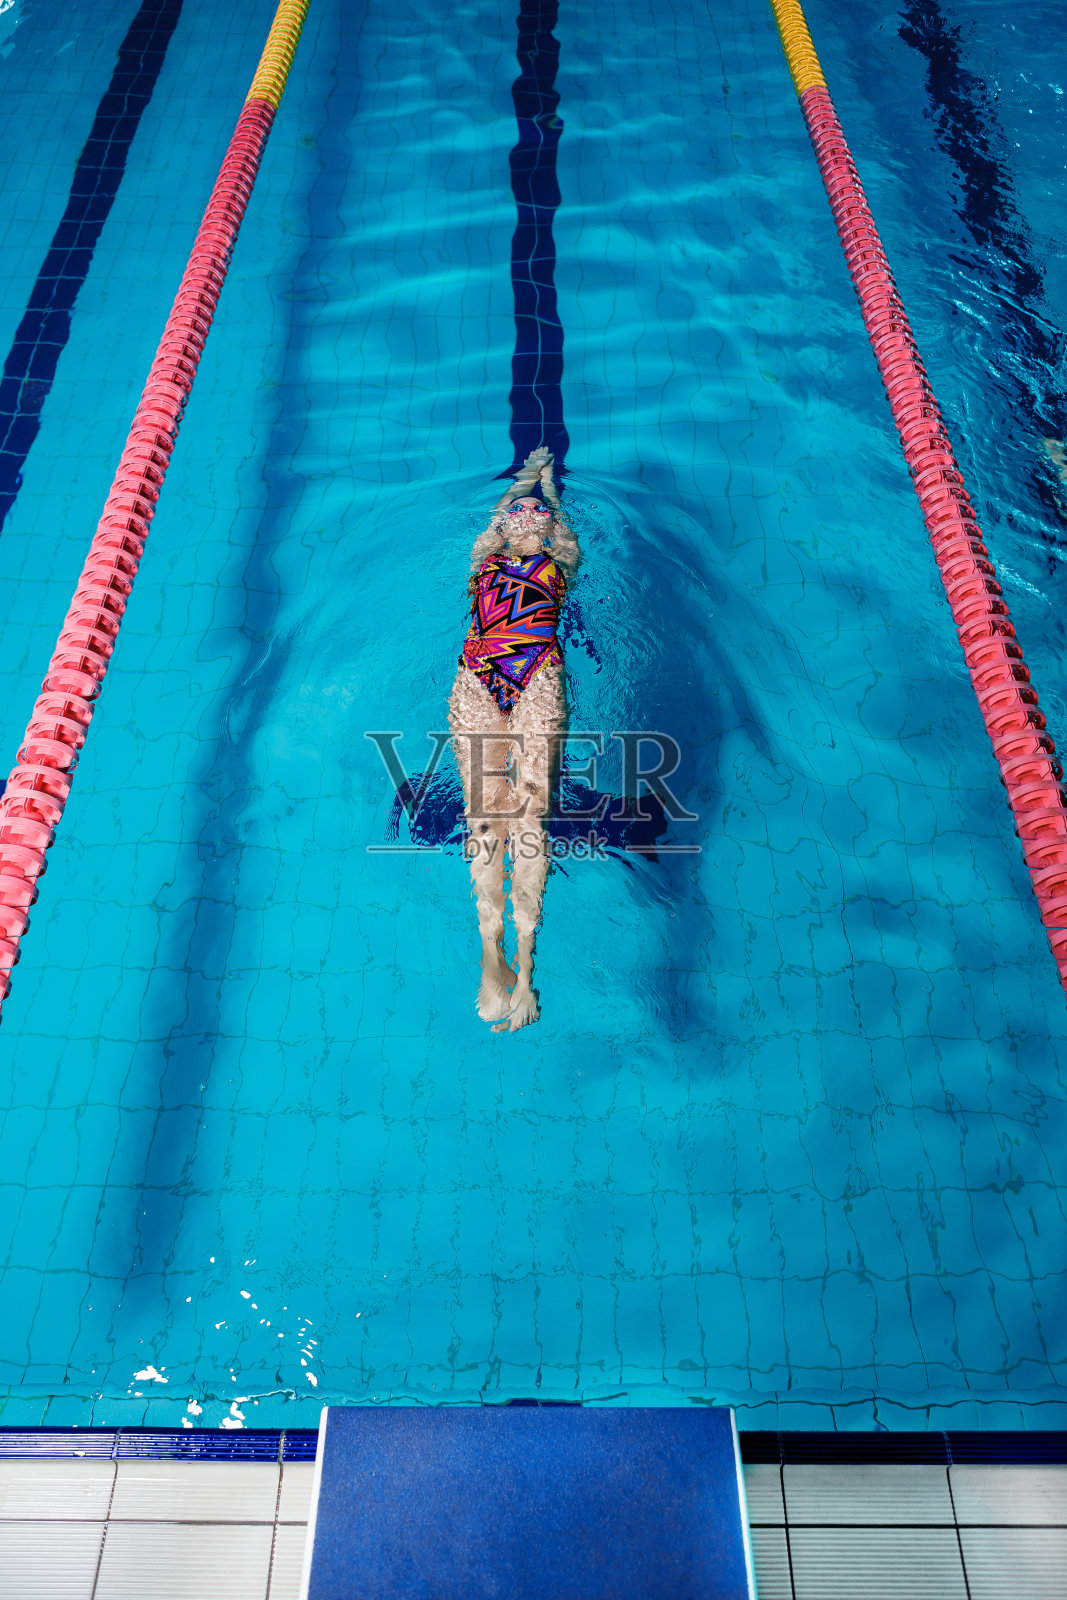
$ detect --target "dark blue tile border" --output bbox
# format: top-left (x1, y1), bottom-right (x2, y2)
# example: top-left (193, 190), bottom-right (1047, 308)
top-left (0, 1426), bottom-right (1065, 1465)
top-left (739, 1431), bottom-right (1067, 1466)
top-left (0, 1427), bottom-right (318, 1460)
top-left (0, 0), bottom-right (184, 532)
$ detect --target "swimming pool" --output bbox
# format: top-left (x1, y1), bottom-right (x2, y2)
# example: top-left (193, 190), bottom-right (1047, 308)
top-left (0, 0), bottom-right (1065, 1432)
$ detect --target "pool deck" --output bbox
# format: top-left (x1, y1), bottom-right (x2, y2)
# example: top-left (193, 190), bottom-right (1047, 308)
top-left (1, 1449), bottom-right (1065, 1598)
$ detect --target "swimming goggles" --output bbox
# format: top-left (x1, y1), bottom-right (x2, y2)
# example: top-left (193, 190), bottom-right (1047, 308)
top-left (507, 501), bottom-right (552, 514)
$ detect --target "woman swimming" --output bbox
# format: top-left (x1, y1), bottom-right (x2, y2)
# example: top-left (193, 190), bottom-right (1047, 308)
top-left (449, 447), bottom-right (579, 1031)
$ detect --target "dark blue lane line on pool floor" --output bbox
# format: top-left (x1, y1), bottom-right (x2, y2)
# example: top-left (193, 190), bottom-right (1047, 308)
top-left (898, 0), bottom-right (1067, 531)
top-left (0, 0), bottom-right (184, 533)
top-left (507, 0), bottom-right (569, 473)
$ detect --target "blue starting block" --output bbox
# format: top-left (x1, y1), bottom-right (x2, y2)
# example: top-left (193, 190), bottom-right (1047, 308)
top-left (300, 1405), bottom-right (755, 1599)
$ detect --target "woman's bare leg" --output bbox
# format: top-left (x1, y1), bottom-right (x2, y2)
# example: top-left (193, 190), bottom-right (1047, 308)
top-left (450, 667), bottom-right (519, 1020)
top-left (493, 666), bottom-right (565, 1032)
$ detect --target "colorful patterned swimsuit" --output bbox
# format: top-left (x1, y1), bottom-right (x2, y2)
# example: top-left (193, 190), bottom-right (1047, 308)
top-left (461, 552), bottom-right (565, 715)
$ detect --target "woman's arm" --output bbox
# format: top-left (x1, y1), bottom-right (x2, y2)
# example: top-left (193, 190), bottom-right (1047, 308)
top-left (472, 446), bottom-right (556, 580)
top-left (538, 453), bottom-right (561, 510)
top-left (493, 445), bottom-right (553, 510)
top-left (536, 454), bottom-right (580, 583)
top-left (468, 519), bottom-right (504, 581)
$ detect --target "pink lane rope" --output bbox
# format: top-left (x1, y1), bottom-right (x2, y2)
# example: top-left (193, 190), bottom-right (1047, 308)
top-left (796, 84), bottom-right (1067, 993)
top-left (0, 90), bottom-right (287, 1013)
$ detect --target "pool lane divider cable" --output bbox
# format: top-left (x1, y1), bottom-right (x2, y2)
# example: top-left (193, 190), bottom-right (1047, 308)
top-left (0, 0), bottom-right (310, 1014)
top-left (767, 0), bottom-right (1067, 994)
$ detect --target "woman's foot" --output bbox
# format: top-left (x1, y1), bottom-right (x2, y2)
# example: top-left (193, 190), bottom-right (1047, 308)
top-left (476, 951), bottom-right (517, 1021)
top-left (491, 983), bottom-right (540, 1032)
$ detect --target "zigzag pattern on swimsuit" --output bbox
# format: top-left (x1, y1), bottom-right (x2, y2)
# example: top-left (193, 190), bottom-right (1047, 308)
top-left (461, 552), bottom-right (565, 714)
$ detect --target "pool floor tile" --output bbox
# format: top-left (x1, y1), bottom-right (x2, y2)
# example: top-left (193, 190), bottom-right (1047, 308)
top-left (269, 1522), bottom-right (310, 1600)
top-left (94, 1521), bottom-right (274, 1599)
top-left (0, 1519), bottom-right (105, 1600)
top-left (950, 1465), bottom-right (1067, 1526)
top-left (742, 1463), bottom-right (785, 1524)
top-left (108, 1460), bottom-right (280, 1524)
top-left (960, 1527), bottom-right (1067, 1599)
top-left (0, 1458), bottom-right (114, 1521)
top-left (277, 1462), bottom-right (315, 1524)
top-left (783, 1465), bottom-right (955, 1525)
top-left (748, 1527), bottom-right (792, 1599)
top-left (788, 1527), bottom-right (968, 1599)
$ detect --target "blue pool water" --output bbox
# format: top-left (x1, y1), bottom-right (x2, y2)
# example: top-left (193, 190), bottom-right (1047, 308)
top-left (0, 0), bottom-right (1065, 1432)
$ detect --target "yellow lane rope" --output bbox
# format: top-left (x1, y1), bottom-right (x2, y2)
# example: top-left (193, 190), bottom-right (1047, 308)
top-left (246, 0), bottom-right (311, 110)
top-left (767, 0), bottom-right (827, 96)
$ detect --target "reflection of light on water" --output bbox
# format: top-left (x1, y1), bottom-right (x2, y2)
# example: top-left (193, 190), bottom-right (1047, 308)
top-left (0, 0), bottom-right (20, 61)
top-left (173, 1261), bottom-right (323, 1428)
